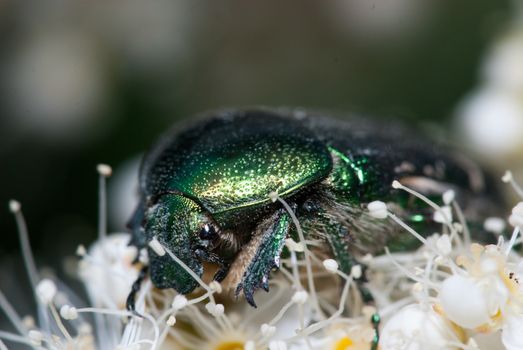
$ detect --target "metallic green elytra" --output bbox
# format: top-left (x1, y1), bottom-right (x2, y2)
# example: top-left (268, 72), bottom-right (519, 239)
top-left (128, 108), bottom-right (502, 307)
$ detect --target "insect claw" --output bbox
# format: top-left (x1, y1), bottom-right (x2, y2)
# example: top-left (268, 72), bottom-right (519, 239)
top-left (129, 309), bottom-right (145, 319)
top-left (244, 289), bottom-right (257, 308)
top-left (235, 282), bottom-right (258, 308)
top-left (125, 265), bottom-right (149, 316)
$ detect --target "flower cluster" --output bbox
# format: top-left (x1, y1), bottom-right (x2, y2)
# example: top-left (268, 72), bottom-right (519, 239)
top-left (368, 177), bottom-right (523, 350)
top-left (457, 9), bottom-right (523, 161)
top-left (0, 165), bottom-right (522, 350)
top-left (0, 165), bottom-right (378, 350)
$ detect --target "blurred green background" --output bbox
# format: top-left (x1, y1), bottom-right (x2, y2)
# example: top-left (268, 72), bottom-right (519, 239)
top-left (0, 0), bottom-right (516, 303)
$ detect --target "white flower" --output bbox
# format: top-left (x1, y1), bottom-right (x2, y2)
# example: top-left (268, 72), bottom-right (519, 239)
top-left (457, 87), bottom-right (523, 158)
top-left (509, 202), bottom-right (523, 228)
top-left (439, 242), bottom-right (523, 333)
top-left (78, 233), bottom-right (139, 309)
top-left (484, 217), bottom-right (506, 234)
top-left (502, 314), bottom-right (523, 350)
top-left (439, 275), bottom-right (492, 329)
top-left (320, 324), bottom-right (376, 350)
top-left (380, 175), bottom-right (523, 348)
top-left (482, 33), bottom-right (523, 91)
top-left (380, 304), bottom-right (461, 350)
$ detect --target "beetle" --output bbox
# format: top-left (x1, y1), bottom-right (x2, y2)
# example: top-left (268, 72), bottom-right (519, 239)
top-left (126, 108), bottom-right (502, 310)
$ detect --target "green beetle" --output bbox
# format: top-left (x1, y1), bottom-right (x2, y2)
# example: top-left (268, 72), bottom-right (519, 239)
top-left (127, 108), bottom-right (501, 309)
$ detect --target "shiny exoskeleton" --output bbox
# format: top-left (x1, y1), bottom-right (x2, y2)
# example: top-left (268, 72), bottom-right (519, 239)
top-left (127, 108), bottom-right (501, 308)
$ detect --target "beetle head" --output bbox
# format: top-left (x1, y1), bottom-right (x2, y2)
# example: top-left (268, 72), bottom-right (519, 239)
top-left (145, 193), bottom-right (213, 294)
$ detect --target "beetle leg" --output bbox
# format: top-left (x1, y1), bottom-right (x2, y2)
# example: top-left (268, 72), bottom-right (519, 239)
top-left (370, 312), bottom-right (381, 350)
top-left (127, 200), bottom-right (148, 250)
top-left (126, 265), bottom-right (149, 317)
top-left (223, 209), bottom-right (290, 307)
top-left (321, 214), bottom-right (375, 304)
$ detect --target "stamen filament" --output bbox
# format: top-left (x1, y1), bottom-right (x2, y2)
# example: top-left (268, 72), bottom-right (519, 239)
top-left (276, 196), bottom-right (325, 320)
top-left (0, 289), bottom-right (28, 336)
